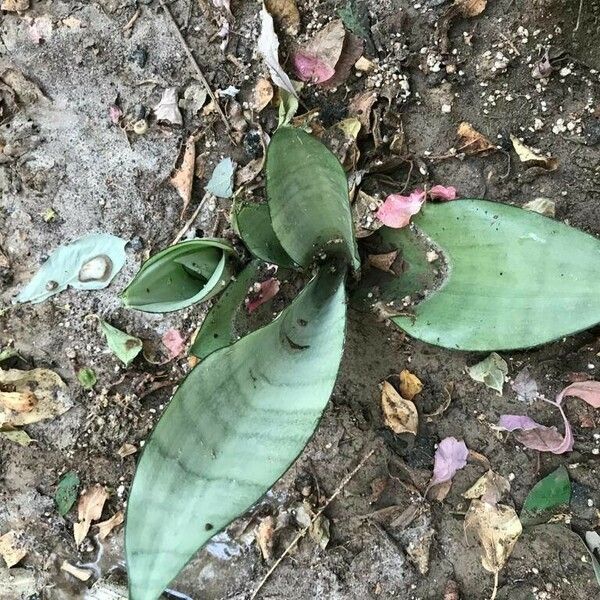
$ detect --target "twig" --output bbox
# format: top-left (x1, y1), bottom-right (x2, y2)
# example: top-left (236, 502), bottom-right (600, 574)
top-left (574, 0), bottom-right (584, 32)
top-left (122, 7), bottom-right (141, 32)
top-left (250, 448), bottom-right (375, 599)
top-left (157, 0), bottom-right (230, 131)
top-left (172, 192), bottom-right (213, 244)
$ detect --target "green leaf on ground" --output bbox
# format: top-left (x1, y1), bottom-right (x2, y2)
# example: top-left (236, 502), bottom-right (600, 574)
top-left (77, 367), bottom-right (97, 390)
top-left (100, 321), bottom-right (143, 366)
top-left (125, 265), bottom-right (347, 599)
top-left (55, 471), bottom-right (80, 516)
top-left (520, 466), bottom-right (571, 526)
top-left (0, 429), bottom-right (33, 446)
top-left (467, 353), bottom-right (508, 395)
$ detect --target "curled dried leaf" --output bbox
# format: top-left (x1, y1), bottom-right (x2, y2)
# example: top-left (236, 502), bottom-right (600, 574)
top-left (171, 135), bottom-right (196, 217)
top-left (457, 122), bottom-right (496, 154)
top-left (73, 484), bottom-right (108, 545)
top-left (399, 370), bottom-right (423, 401)
top-left (381, 381), bottom-right (418, 435)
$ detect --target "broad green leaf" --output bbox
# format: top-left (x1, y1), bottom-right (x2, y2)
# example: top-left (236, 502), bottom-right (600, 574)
top-left (520, 466), bottom-right (571, 526)
top-left (121, 239), bottom-right (234, 313)
top-left (388, 200), bottom-right (600, 350)
top-left (266, 127), bottom-right (360, 270)
top-left (100, 321), bottom-right (142, 366)
top-left (467, 353), bottom-right (508, 395)
top-left (234, 203), bottom-right (295, 267)
top-left (205, 157), bottom-right (234, 198)
top-left (17, 233), bottom-right (127, 304)
top-left (55, 471), bottom-right (80, 516)
top-left (77, 367), bottom-right (97, 390)
top-left (125, 265), bottom-right (347, 600)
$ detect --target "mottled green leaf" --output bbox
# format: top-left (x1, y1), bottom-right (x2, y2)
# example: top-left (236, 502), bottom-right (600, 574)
top-left (17, 233), bottom-right (127, 304)
top-left (126, 265), bottom-right (347, 600)
top-left (55, 471), bottom-right (80, 516)
top-left (467, 353), bottom-right (508, 395)
top-left (78, 367), bottom-right (97, 390)
top-left (520, 466), bottom-right (571, 526)
top-left (266, 127), bottom-right (360, 270)
top-left (100, 321), bottom-right (142, 366)
top-left (205, 157), bottom-right (234, 198)
top-left (121, 239), bottom-right (234, 313)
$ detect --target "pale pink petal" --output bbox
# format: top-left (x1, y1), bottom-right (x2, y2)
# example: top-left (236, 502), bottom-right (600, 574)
top-left (292, 52), bottom-right (335, 83)
top-left (376, 190), bottom-right (426, 229)
top-left (429, 437), bottom-right (469, 487)
top-left (498, 414), bottom-right (541, 431)
top-left (162, 328), bottom-right (186, 359)
top-left (109, 105), bottom-right (123, 125)
top-left (245, 278), bottom-right (281, 314)
top-left (429, 185), bottom-right (457, 201)
top-left (555, 381), bottom-right (600, 408)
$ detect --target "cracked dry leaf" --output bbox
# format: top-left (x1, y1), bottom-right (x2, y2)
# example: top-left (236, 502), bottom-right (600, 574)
top-left (154, 87), bottom-right (183, 126)
top-left (348, 90), bottom-right (378, 133)
top-left (463, 470), bottom-right (510, 506)
top-left (0, 368), bottom-right (71, 428)
top-left (457, 122), bottom-right (495, 155)
top-left (464, 499), bottom-right (522, 575)
top-left (117, 443), bottom-right (137, 458)
top-left (0, 531), bottom-right (26, 568)
top-left (171, 134), bottom-right (196, 217)
top-left (381, 381), bottom-right (418, 435)
top-left (510, 135), bottom-right (558, 171)
top-left (96, 511), bottom-right (124, 540)
top-left (73, 484), bottom-right (108, 545)
top-left (255, 515), bottom-right (275, 561)
top-left (399, 369), bottom-right (423, 401)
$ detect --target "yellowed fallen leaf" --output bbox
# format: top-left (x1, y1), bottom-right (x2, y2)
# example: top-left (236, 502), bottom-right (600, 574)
top-left (381, 381), bottom-right (418, 435)
top-left (367, 251), bottom-right (397, 273)
top-left (464, 499), bottom-right (522, 574)
top-left (455, 0), bottom-right (487, 17)
top-left (399, 370), bottom-right (423, 401)
top-left (253, 77), bottom-right (274, 112)
top-left (61, 560), bottom-right (92, 581)
top-left (73, 484), bottom-right (108, 545)
top-left (96, 510), bottom-right (124, 540)
top-left (509, 135), bottom-right (558, 170)
top-left (171, 134), bottom-right (196, 217)
top-left (0, 368), bottom-right (71, 428)
top-left (463, 470), bottom-right (510, 506)
top-left (117, 443), bottom-right (137, 458)
top-left (264, 0), bottom-right (300, 35)
top-left (0, 530), bottom-right (26, 568)
top-left (457, 122), bottom-right (495, 155)
top-left (337, 117), bottom-right (361, 139)
top-left (255, 515), bottom-right (275, 561)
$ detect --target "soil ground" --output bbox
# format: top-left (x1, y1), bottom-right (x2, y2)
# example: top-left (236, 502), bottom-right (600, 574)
top-left (1, 0), bottom-right (600, 599)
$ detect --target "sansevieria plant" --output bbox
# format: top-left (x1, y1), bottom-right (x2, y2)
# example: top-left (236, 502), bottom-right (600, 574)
top-left (122, 126), bottom-right (600, 599)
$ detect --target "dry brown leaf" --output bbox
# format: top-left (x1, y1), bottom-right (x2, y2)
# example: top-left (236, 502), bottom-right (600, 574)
top-left (117, 443), bottom-right (137, 458)
top-left (96, 510), bottom-right (124, 540)
top-left (355, 56), bottom-right (376, 73)
top-left (463, 470), bottom-right (510, 506)
top-left (467, 449), bottom-right (491, 470)
top-left (455, 0), bottom-right (487, 17)
top-left (457, 122), bottom-right (496, 155)
top-left (381, 381), bottom-right (418, 435)
top-left (171, 134), bottom-right (196, 217)
top-left (352, 190), bottom-right (383, 238)
top-left (264, 0), bottom-right (300, 35)
top-left (368, 251), bottom-right (398, 273)
top-left (321, 33), bottom-right (364, 89)
top-left (1, 0), bottom-right (29, 11)
top-left (509, 135), bottom-right (558, 170)
top-left (255, 516), bottom-right (275, 561)
top-left (0, 530), bottom-right (26, 567)
top-left (348, 90), bottom-right (378, 133)
top-left (61, 560), bottom-right (92, 581)
top-left (0, 368), bottom-right (71, 428)
top-left (73, 484), bottom-right (108, 545)
top-left (399, 370), bottom-right (423, 401)
top-left (253, 77), bottom-right (274, 112)
top-left (428, 480), bottom-right (452, 502)
top-left (443, 580), bottom-right (460, 600)
top-left (309, 514), bottom-right (330, 549)
top-left (464, 499), bottom-right (522, 574)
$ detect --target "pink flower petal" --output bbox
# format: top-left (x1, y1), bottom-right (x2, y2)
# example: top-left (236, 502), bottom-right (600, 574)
top-left (162, 328), bottom-right (186, 359)
top-left (429, 185), bottom-right (457, 201)
top-left (429, 436), bottom-right (469, 488)
top-left (376, 189), bottom-right (426, 229)
top-left (555, 380), bottom-right (600, 408)
top-left (109, 105), bottom-right (123, 125)
top-left (245, 278), bottom-right (281, 314)
top-left (292, 52), bottom-right (335, 83)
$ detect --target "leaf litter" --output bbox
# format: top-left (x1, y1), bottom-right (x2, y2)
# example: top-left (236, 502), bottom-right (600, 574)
top-left (380, 380), bottom-right (418, 436)
top-left (73, 484), bottom-right (109, 545)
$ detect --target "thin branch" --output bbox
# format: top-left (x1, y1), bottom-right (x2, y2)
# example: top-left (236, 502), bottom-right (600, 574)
top-left (157, 0), bottom-right (231, 131)
top-left (250, 448), bottom-right (375, 600)
top-left (172, 192), bottom-right (213, 245)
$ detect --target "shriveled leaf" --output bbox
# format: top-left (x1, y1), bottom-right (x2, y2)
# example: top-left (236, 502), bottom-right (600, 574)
top-left (0, 531), bottom-right (26, 568)
top-left (77, 367), bottom-right (97, 390)
top-left (367, 251), bottom-right (397, 273)
top-left (117, 443), bottom-right (137, 458)
top-left (100, 321), bottom-right (143, 366)
top-left (162, 329), bottom-right (186, 359)
top-left (463, 470), bottom-right (510, 506)
top-left (171, 135), bottom-right (196, 216)
top-left (556, 380), bottom-right (600, 408)
top-left (353, 190), bottom-right (383, 237)
top-left (125, 266), bottom-right (347, 599)
top-left (380, 381), bottom-right (418, 435)
top-left (390, 200), bottom-right (600, 350)
top-left (520, 466), bottom-right (571, 526)
top-left (320, 33), bottom-right (364, 89)
top-left (121, 239), bottom-right (234, 313)
top-left (348, 90), bottom-right (378, 133)
top-left (399, 369), bottom-right (423, 401)
top-left (255, 516), bottom-right (275, 560)
top-left (253, 77), bottom-right (274, 112)
top-left (464, 499), bottom-right (522, 574)
top-left (457, 122), bottom-right (496, 155)
top-left (154, 88), bottom-right (183, 126)
top-left (17, 233), bottom-right (127, 304)
top-left (97, 511), bottom-right (125, 541)
top-left (258, 5), bottom-right (297, 96)
top-left (245, 278), bottom-right (280, 313)
top-left (429, 437), bottom-right (468, 488)
top-left (310, 515), bottom-right (330, 550)
top-left (0, 368), bottom-right (71, 428)
top-left (511, 367), bottom-right (538, 402)
top-left (264, 0), bottom-right (300, 35)
top-left (205, 157), bottom-right (235, 198)
top-left (277, 88), bottom-right (300, 126)
top-left (467, 353), bottom-right (507, 395)
top-left (510, 135), bottom-right (557, 170)
top-left (498, 410), bottom-right (572, 454)
top-left (523, 197), bottom-right (555, 217)
top-left (55, 471), bottom-right (80, 516)
top-left (74, 484), bottom-right (108, 545)
top-left (266, 127), bottom-right (359, 270)
top-left (376, 190), bottom-right (425, 229)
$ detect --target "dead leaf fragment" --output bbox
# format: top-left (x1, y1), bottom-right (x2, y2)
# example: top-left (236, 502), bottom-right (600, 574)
top-left (309, 514), bottom-right (330, 550)
top-left (61, 560), bottom-right (92, 581)
top-left (1, 0), bottom-right (29, 11)
top-left (381, 381), bottom-right (418, 435)
top-left (522, 197), bottom-right (555, 217)
top-left (399, 370), bottom-right (423, 401)
top-left (510, 135), bottom-right (557, 170)
top-left (253, 77), bottom-right (274, 112)
top-left (0, 368), bottom-right (71, 428)
top-left (352, 190), bottom-right (383, 238)
top-left (255, 515), bottom-right (275, 561)
top-left (355, 56), bottom-right (376, 73)
top-left (0, 531), bottom-right (26, 568)
top-left (154, 87), bottom-right (183, 125)
top-left (171, 135), bottom-right (196, 217)
top-left (368, 251), bottom-right (398, 273)
top-left (96, 511), bottom-right (124, 541)
top-left (73, 484), bottom-right (108, 545)
top-left (463, 470), bottom-right (510, 506)
top-left (117, 443), bottom-right (137, 458)
top-left (455, 0), bottom-right (487, 17)
top-left (264, 0), bottom-right (300, 35)
top-left (457, 122), bottom-right (496, 155)
top-left (348, 90), bottom-right (378, 133)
